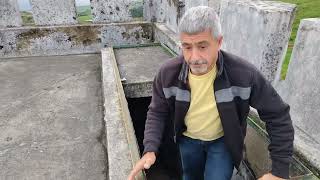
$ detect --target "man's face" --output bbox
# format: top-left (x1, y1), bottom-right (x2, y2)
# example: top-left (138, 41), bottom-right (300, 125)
top-left (180, 30), bottom-right (222, 75)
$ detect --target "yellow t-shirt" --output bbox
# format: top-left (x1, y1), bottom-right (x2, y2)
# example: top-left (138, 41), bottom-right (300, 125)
top-left (183, 65), bottom-right (224, 141)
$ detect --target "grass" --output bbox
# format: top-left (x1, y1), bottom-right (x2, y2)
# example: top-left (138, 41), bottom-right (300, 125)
top-left (21, 11), bottom-right (35, 25)
top-left (278, 0), bottom-right (320, 79)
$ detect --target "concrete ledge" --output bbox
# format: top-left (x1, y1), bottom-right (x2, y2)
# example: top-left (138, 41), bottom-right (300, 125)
top-left (0, 22), bottom-right (152, 58)
top-left (154, 23), bottom-right (181, 55)
top-left (247, 109), bottom-right (320, 179)
top-left (101, 48), bottom-right (145, 180)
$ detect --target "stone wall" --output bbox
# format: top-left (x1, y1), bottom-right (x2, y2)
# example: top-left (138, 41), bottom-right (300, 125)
top-left (0, 0), bottom-right (22, 28)
top-left (276, 18), bottom-right (320, 175)
top-left (0, 22), bottom-right (152, 58)
top-left (220, 0), bottom-right (296, 81)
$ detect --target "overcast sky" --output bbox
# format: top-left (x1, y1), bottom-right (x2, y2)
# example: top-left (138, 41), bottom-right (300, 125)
top-left (18, 0), bottom-right (90, 11)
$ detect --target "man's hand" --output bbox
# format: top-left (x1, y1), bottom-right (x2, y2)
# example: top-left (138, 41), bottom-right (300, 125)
top-left (258, 173), bottom-right (286, 180)
top-left (127, 152), bottom-right (156, 180)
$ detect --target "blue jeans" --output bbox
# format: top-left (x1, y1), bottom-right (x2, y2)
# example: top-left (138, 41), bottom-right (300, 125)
top-left (178, 136), bottom-right (233, 180)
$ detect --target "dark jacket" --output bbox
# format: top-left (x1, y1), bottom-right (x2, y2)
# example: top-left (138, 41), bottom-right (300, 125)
top-left (143, 50), bottom-right (294, 179)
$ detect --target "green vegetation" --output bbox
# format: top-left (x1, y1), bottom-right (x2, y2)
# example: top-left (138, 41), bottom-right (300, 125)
top-left (76, 5), bottom-right (92, 24)
top-left (21, 11), bottom-right (35, 25)
top-left (278, 0), bottom-right (320, 79)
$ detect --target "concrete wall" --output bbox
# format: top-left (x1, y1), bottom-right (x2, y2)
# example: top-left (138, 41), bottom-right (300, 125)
top-left (220, 0), bottom-right (296, 81)
top-left (184, 0), bottom-right (221, 15)
top-left (276, 18), bottom-right (320, 175)
top-left (144, 0), bottom-right (184, 32)
top-left (90, 0), bottom-right (133, 23)
top-left (30, 0), bottom-right (78, 26)
top-left (0, 22), bottom-right (152, 58)
top-left (0, 0), bottom-right (22, 28)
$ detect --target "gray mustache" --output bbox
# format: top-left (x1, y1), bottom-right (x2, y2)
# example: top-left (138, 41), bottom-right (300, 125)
top-left (189, 60), bottom-right (207, 65)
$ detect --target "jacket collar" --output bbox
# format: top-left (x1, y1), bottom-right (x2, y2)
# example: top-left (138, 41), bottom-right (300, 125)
top-left (178, 50), bottom-right (224, 84)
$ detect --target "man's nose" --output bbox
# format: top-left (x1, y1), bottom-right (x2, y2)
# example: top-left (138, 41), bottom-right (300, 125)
top-left (190, 48), bottom-right (200, 60)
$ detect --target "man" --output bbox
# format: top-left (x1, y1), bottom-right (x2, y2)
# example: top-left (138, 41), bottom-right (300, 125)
top-left (128, 6), bottom-right (294, 180)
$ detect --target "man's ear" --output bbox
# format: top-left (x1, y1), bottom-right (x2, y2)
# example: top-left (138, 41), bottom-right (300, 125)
top-left (218, 36), bottom-right (223, 49)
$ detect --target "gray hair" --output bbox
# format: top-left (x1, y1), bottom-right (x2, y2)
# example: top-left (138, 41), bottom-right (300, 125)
top-left (178, 6), bottom-right (222, 39)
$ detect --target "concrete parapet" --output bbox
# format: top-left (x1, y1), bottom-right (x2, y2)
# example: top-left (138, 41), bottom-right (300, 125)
top-left (0, 0), bottom-right (22, 28)
top-left (0, 22), bottom-right (152, 58)
top-left (101, 48), bottom-right (145, 180)
top-left (276, 18), bottom-right (320, 176)
top-left (30, 0), bottom-right (77, 26)
top-left (90, 0), bottom-right (133, 23)
top-left (154, 23), bottom-right (181, 54)
top-left (220, 0), bottom-right (296, 81)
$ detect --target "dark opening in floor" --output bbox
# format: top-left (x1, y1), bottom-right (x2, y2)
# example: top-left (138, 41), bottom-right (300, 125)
top-left (127, 97), bottom-right (180, 180)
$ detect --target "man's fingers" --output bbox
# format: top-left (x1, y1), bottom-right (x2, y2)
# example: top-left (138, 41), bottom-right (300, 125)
top-left (128, 160), bottom-right (144, 180)
top-left (143, 158), bottom-right (154, 169)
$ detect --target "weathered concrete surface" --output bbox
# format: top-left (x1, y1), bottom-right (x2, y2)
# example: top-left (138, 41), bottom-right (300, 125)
top-left (114, 45), bottom-right (173, 98)
top-left (90, 0), bottom-right (133, 23)
top-left (143, 0), bottom-right (166, 22)
top-left (0, 54), bottom-right (107, 179)
top-left (220, 0), bottom-right (296, 81)
top-left (0, 0), bottom-right (22, 28)
top-left (245, 115), bottom-right (317, 179)
top-left (208, 0), bottom-right (222, 15)
top-left (184, 0), bottom-right (221, 15)
top-left (0, 22), bottom-right (152, 58)
top-left (30, 0), bottom-right (77, 26)
top-left (101, 48), bottom-right (144, 180)
top-left (154, 23), bottom-right (181, 54)
top-left (276, 18), bottom-right (320, 176)
top-left (143, 0), bottom-right (183, 32)
top-left (245, 111), bottom-right (320, 179)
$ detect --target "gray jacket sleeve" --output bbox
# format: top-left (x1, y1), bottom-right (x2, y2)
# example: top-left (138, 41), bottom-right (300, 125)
top-left (143, 69), bottom-right (169, 154)
top-left (250, 69), bottom-right (294, 179)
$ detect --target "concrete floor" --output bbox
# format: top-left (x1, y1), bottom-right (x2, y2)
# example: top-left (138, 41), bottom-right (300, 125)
top-left (114, 46), bottom-right (174, 98)
top-left (0, 54), bottom-right (107, 180)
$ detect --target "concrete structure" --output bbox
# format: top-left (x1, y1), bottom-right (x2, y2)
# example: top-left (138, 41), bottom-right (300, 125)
top-left (184, 0), bottom-right (221, 15)
top-left (114, 45), bottom-right (173, 98)
top-left (0, 22), bottom-right (152, 58)
top-left (101, 48), bottom-right (144, 180)
top-left (220, 0), bottom-right (296, 81)
top-left (0, 0), bottom-right (22, 28)
top-left (0, 54), bottom-right (107, 179)
top-left (90, 0), bottom-right (133, 23)
top-left (154, 23), bottom-right (181, 55)
top-left (143, 0), bottom-right (184, 32)
top-left (276, 18), bottom-right (320, 176)
top-left (30, 0), bottom-right (77, 26)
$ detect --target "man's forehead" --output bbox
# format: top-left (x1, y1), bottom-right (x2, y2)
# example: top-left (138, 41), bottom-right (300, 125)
top-left (181, 40), bottom-right (210, 46)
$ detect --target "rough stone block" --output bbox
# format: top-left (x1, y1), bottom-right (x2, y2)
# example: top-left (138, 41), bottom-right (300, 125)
top-left (30, 0), bottom-right (77, 26)
top-left (220, 0), bottom-right (296, 81)
top-left (143, 0), bottom-right (183, 33)
top-left (0, 0), bottom-right (22, 27)
top-left (276, 18), bottom-right (320, 174)
top-left (90, 0), bottom-right (133, 23)
top-left (143, 0), bottom-right (166, 22)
